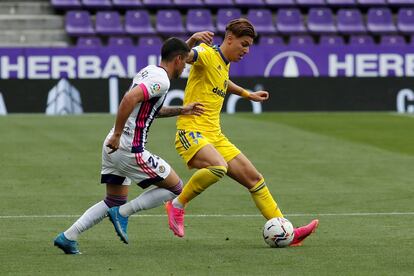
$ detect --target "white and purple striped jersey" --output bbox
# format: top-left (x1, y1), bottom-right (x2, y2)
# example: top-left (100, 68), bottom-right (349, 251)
top-left (112, 65), bottom-right (170, 153)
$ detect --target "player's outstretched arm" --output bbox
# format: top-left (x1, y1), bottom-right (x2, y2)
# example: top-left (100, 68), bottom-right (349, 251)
top-left (227, 79), bottom-right (270, 102)
top-left (185, 31), bottom-right (214, 63)
top-left (106, 86), bottom-right (145, 154)
top-left (157, 103), bottom-right (204, 118)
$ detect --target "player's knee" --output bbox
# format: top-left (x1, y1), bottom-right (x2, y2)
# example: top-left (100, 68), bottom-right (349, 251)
top-left (167, 179), bottom-right (183, 195)
top-left (104, 193), bottom-right (127, 208)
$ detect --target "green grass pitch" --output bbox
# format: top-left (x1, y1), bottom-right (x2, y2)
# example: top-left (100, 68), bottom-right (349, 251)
top-left (0, 113), bottom-right (413, 275)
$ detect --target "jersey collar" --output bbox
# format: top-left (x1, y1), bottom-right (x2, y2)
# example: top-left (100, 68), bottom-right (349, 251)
top-left (214, 45), bottom-right (229, 65)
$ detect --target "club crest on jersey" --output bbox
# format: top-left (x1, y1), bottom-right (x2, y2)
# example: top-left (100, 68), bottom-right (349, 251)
top-left (150, 83), bottom-right (161, 93)
top-left (159, 165), bottom-right (165, 173)
top-left (194, 45), bottom-right (205, 52)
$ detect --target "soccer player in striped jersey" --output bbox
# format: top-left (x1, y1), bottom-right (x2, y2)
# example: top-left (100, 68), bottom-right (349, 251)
top-left (166, 19), bottom-right (318, 246)
top-left (54, 34), bottom-right (211, 254)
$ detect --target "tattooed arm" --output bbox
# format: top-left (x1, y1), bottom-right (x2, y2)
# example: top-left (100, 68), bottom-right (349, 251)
top-left (157, 102), bottom-right (204, 118)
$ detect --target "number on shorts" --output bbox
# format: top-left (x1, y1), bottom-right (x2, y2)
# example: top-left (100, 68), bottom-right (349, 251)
top-left (148, 156), bottom-right (159, 169)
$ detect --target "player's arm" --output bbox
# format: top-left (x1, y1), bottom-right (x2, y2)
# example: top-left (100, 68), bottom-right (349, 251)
top-left (185, 31), bottom-right (214, 63)
top-left (157, 103), bottom-right (204, 118)
top-left (227, 79), bottom-right (270, 102)
top-left (106, 85), bottom-right (145, 153)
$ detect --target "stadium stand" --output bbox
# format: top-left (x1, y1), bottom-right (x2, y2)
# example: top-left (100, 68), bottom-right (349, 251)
top-left (2, 0), bottom-right (414, 46)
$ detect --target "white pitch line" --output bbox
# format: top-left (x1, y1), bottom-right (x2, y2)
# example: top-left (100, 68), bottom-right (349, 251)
top-left (1, 212), bottom-right (414, 219)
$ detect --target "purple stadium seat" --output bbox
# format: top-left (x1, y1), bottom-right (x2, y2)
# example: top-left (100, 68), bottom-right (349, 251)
top-left (213, 36), bottom-right (224, 45)
top-left (398, 8), bottom-right (414, 34)
top-left (380, 35), bottom-right (406, 45)
top-left (387, 0), bottom-right (414, 5)
top-left (265, 0), bottom-right (296, 7)
top-left (173, 0), bottom-right (204, 8)
top-left (95, 11), bottom-right (125, 35)
top-left (349, 35), bottom-right (375, 45)
top-left (367, 8), bottom-right (397, 34)
top-left (187, 9), bottom-right (216, 33)
top-left (234, 0), bottom-right (265, 7)
top-left (142, 0), bottom-right (172, 8)
top-left (82, 0), bottom-right (112, 9)
top-left (307, 8), bottom-right (336, 34)
top-left (276, 9), bottom-right (306, 34)
top-left (296, 0), bottom-right (326, 6)
top-left (247, 9), bottom-right (276, 34)
top-left (66, 11), bottom-right (95, 36)
top-left (204, 0), bottom-right (234, 7)
top-left (125, 10), bottom-right (155, 35)
top-left (258, 35), bottom-right (284, 45)
top-left (138, 36), bottom-right (163, 46)
top-left (326, 0), bottom-right (356, 6)
top-left (357, 0), bottom-right (386, 5)
top-left (289, 35), bottom-right (315, 46)
top-left (108, 36), bottom-right (134, 47)
top-left (77, 37), bottom-right (102, 47)
top-left (112, 0), bottom-right (142, 8)
top-left (156, 10), bottom-right (186, 35)
top-left (319, 35), bottom-right (345, 45)
top-left (337, 9), bottom-right (366, 34)
top-left (51, 0), bottom-right (82, 9)
top-left (217, 9), bottom-right (242, 33)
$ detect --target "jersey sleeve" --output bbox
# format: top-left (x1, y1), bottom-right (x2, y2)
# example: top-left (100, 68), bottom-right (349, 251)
top-left (139, 74), bottom-right (170, 100)
top-left (191, 43), bottom-right (211, 67)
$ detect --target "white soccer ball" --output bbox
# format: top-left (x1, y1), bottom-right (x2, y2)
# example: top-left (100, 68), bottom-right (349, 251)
top-left (263, 217), bottom-right (294, 248)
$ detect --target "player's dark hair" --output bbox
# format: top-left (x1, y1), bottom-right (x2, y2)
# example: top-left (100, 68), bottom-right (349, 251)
top-left (161, 38), bottom-right (190, 62)
top-left (225, 18), bottom-right (257, 39)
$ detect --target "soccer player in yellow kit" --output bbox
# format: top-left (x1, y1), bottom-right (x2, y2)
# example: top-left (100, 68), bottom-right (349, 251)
top-left (165, 19), bottom-right (318, 246)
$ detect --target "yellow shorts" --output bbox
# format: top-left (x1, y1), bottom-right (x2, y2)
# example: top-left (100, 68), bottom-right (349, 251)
top-left (175, 129), bottom-right (241, 166)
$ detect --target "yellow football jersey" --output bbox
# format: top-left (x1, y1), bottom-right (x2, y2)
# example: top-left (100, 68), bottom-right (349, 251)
top-left (176, 43), bottom-right (230, 133)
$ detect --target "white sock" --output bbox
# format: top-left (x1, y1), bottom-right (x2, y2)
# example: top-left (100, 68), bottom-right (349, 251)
top-left (172, 197), bottom-right (185, 209)
top-left (64, 200), bottom-right (108, 241)
top-left (119, 187), bottom-right (177, 217)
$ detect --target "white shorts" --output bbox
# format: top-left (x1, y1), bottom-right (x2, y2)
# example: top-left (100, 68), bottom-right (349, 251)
top-left (100, 141), bottom-right (171, 188)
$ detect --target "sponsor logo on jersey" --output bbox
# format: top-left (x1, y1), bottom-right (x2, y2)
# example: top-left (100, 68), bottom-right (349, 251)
top-left (212, 87), bottom-right (226, 98)
top-left (151, 83), bottom-right (161, 93)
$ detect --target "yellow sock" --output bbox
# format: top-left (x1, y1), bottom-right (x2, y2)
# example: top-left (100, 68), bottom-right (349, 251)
top-left (249, 178), bottom-right (284, 220)
top-left (177, 166), bottom-right (227, 205)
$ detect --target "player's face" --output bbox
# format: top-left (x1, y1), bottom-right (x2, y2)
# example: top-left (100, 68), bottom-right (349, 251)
top-left (228, 35), bottom-right (253, 62)
top-left (173, 53), bottom-right (188, 79)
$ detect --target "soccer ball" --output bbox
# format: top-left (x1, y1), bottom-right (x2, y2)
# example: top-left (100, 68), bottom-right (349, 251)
top-left (263, 217), bottom-right (294, 248)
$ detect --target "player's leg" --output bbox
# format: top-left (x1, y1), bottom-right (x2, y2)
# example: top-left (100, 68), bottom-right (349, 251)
top-left (118, 171), bottom-right (182, 217)
top-left (227, 153), bottom-right (318, 246)
top-left (226, 152), bottom-right (284, 219)
top-left (174, 144), bottom-right (227, 207)
top-left (172, 131), bottom-right (228, 208)
top-left (54, 184), bottom-right (128, 254)
top-left (54, 146), bottom-right (129, 254)
top-left (107, 151), bottom-right (182, 243)
top-left (166, 131), bottom-right (228, 237)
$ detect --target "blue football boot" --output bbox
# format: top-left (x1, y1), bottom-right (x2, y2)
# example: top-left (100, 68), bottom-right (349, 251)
top-left (54, 233), bottom-right (81, 254)
top-left (108, 206), bottom-right (129, 244)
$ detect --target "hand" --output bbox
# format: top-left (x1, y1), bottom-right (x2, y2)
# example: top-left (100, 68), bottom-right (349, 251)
top-left (181, 102), bottom-right (204, 116)
top-left (191, 31), bottom-right (214, 45)
top-left (105, 134), bottom-right (121, 154)
top-left (248, 91), bottom-right (269, 102)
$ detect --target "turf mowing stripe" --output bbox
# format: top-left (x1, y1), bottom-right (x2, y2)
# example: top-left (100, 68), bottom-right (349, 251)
top-left (1, 212), bottom-right (414, 219)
